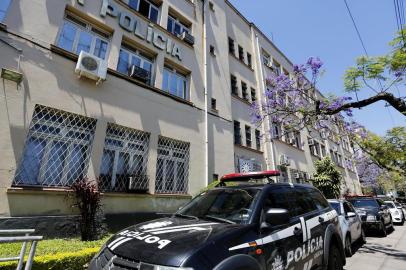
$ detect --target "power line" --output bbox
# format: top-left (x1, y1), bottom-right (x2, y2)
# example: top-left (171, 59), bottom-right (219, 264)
top-left (343, 0), bottom-right (369, 56)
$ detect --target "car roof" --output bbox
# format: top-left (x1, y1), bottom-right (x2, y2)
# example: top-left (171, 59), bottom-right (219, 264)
top-left (327, 199), bottom-right (342, 203)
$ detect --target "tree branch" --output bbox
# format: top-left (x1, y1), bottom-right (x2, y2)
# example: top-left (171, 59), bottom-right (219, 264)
top-left (324, 92), bottom-right (406, 116)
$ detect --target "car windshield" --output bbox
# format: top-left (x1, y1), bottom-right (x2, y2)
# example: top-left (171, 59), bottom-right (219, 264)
top-left (177, 188), bottom-right (261, 224)
top-left (349, 199), bottom-right (379, 208)
top-left (395, 202), bottom-right (402, 207)
top-left (385, 202), bottom-right (395, 208)
top-left (329, 202), bottom-right (341, 215)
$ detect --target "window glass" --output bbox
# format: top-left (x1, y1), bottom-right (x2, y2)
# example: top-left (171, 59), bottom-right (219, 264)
top-left (129, 0), bottom-right (139, 10)
top-left (294, 188), bottom-right (317, 215)
top-left (76, 31), bottom-right (92, 55)
top-left (309, 189), bottom-right (330, 210)
top-left (167, 17), bottom-right (174, 33)
top-left (349, 199), bottom-right (379, 208)
top-left (138, 0), bottom-right (150, 17)
top-left (17, 138), bottom-right (46, 185)
top-left (162, 69), bottom-right (170, 91)
top-left (0, 0), bottom-right (11, 22)
top-left (117, 50), bottom-right (130, 74)
top-left (58, 22), bottom-right (77, 52)
top-left (385, 202), bottom-right (395, 209)
top-left (330, 202), bottom-right (341, 215)
top-left (94, 38), bottom-right (108, 59)
top-left (343, 202), bottom-right (353, 213)
top-left (162, 67), bottom-right (188, 99)
top-left (263, 187), bottom-right (294, 218)
top-left (117, 47), bottom-right (154, 84)
top-left (149, 6), bottom-right (159, 23)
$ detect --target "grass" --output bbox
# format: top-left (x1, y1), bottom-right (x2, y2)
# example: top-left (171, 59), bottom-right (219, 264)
top-left (0, 235), bottom-right (111, 258)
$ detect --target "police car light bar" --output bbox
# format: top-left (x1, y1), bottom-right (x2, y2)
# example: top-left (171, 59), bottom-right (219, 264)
top-left (220, 170), bottom-right (280, 182)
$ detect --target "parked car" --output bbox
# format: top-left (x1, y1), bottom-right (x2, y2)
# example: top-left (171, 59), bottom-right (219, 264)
top-left (394, 202), bottom-right (406, 221)
top-left (347, 196), bottom-right (393, 237)
top-left (328, 199), bottom-right (365, 257)
top-left (385, 201), bottom-right (405, 225)
top-left (89, 171), bottom-right (346, 270)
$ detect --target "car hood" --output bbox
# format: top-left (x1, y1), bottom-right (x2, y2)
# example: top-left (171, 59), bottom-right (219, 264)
top-left (355, 207), bottom-right (379, 215)
top-left (105, 217), bottom-right (242, 266)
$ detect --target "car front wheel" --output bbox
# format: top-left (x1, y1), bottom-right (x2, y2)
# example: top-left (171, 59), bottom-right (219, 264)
top-left (379, 221), bottom-right (387, 237)
top-left (359, 228), bottom-right (366, 244)
top-left (345, 235), bottom-right (353, 257)
top-left (327, 244), bottom-right (344, 270)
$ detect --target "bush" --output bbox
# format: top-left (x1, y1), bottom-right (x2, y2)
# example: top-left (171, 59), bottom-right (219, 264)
top-left (0, 247), bottom-right (99, 270)
top-left (312, 157), bottom-right (342, 199)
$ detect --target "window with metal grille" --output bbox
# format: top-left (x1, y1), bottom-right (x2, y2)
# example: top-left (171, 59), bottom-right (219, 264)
top-left (241, 81), bottom-right (248, 100)
top-left (228, 37), bottom-right (235, 55)
top-left (245, 125), bottom-right (251, 147)
top-left (99, 123), bottom-right (150, 192)
top-left (255, 129), bottom-right (261, 150)
top-left (230, 74), bottom-right (238, 95)
top-left (234, 121), bottom-right (241, 145)
top-left (14, 105), bottom-right (97, 187)
top-left (155, 137), bottom-right (190, 194)
top-left (238, 45), bottom-right (244, 62)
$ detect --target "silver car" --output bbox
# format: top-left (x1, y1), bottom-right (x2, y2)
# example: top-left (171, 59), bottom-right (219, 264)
top-left (328, 199), bottom-right (366, 257)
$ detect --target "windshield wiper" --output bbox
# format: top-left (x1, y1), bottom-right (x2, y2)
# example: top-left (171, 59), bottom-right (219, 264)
top-left (173, 213), bottom-right (199, 220)
top-left (200, 215), bottom-right (236, 224)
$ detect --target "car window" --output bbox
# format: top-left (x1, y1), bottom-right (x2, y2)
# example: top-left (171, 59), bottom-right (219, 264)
top-left (329, 202), bottom-right (341, 215)
top-left (349, 199), bottom-right (379, 208)
top-left (263, 187), bottom-right (294, 218)
top-left (293, 187), bottom-right (318, 215)
top-left (343, 202), bottom-right (353, 214)
top-left (385, 202), bottom-right (395, 208)
top-left (308, 188), bottom-right (330, 210)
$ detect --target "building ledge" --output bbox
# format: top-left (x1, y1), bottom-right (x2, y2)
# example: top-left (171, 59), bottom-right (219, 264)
top-left (232, 93), bottom-right (252, 106)
top-left (229, 53), bottom-right (255, 72)
top-left (273, 138), bottom-right (305, 152)
top-left (103, 192), bottom-right (192, 199)
top-left (0, 23), bottom-right (7, 32)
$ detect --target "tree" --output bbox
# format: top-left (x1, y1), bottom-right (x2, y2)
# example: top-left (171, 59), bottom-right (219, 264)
top-left (250, 30), bottom-right (406, 143)
top-left (312, 157), bottom-right (342, 199)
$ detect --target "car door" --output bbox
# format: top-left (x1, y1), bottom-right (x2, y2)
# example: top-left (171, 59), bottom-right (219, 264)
top-left (377, 199), bottom-right (391, 224)
top-left (343, 202), bottom-right (360, 241)
top-left (259, 186), bottom-right (304, 270)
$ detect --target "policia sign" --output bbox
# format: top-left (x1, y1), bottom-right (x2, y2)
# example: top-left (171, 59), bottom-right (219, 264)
top-left (89, 173), bottom-right (346, 270)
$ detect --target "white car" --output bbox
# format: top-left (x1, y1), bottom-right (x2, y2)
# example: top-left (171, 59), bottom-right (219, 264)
top-left (385, 201), bottom-right (405, 225)
top-left (329, 199), bottom-right (366, 257)
top-left (394, 202), bottom-right (406, 221)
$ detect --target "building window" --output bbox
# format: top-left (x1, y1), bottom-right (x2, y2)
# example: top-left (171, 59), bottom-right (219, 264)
top-left (251, 88), bottom-right (256, 102)
top-left (14, 105), bottom-right (97, 187)
top-left (228, 37), bottom-right (235, 55)
top-left (320, 144), bottom-right (326, 157)
top-left (99, 123), bottom-right (150, 192)
top-left (245, 125), bottom-right (251, 147)
top-left (211, 98), bottom-right (217, 111)
top-left (209, 45), bottom-right (216, 56)
top-left (213, 174), bottom-right (219, 181)
top-left (241, 81), bottom-right (248, 100)
top-left (230, 74), bottom-right (238, 95)
top-left (238, 45), bottom-right (244, 62)
top-left (155, 137), bottom-right (190, 194)
top-left (57, 14), bottom-right (110, 59)
top-left (272, 122), bottom-right (281, 139)
top-left (247, 52), bottom-right (252, 68)
top-left (167, 15), bottom-right (190, 37)
top-left (117, 45), bottom-right (154, 85)
top-left (0, 0), bottom-right (11, 22)
top-left (255, 129), bottom-right (261, 150)
top-left (234, 121), bottom-right (241, 145)
top-left (162, 65), bottom-right (188, 99)
top-left (294, 131), bottom-right (301, 149)
top-left (125, 0), bottom-right (160, 23)
top-left (209, 1), bottom-right (215, 11)
top-left (272, 60), bottom-right (281, 75)
top-left (263, 51), bottom-right (271, 67)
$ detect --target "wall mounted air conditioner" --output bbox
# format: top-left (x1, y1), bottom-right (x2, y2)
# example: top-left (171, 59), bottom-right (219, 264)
top-left (294, 173), bottom-right (301, 179)
top-left (128, 65), bottom-right (150, 83)
top-left (288, 138), bottom-right (296, 145)
top-left (128, 175), bottom-right (149, 191)
top-left (181, 32), bottom-right (195, 46)
top-left (332, 146), bottom-right (338, 152)
top-left (75, 51), bottom-right (107, 85)
top-left (279, 154), bottom-right (291, 166)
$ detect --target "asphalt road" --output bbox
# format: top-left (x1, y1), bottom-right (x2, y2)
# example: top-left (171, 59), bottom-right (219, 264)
top-left (345, 223), bottom-right (406, 270)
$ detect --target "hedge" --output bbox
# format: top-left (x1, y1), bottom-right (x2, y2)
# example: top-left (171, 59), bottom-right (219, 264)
top-left (0, 247), bottom-right (99, 270)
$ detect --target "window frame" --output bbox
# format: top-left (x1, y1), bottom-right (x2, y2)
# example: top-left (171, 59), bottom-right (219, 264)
top-left (234, 121), bottom-right (241, 145)
top-left (125, 0), bottom-right (160, 24)
top-left (238, 45), bottom-right (245, 62)
top-left (230, 74), bottom-right (238, 95)
top-left (255, 129), bottom-right (261, 151)
top-left (56, 14), bottom-right (111, 60)
top-left (245, 125), bottom-right (252, 148)
top-left (228, 37), bottom-right (235, 55)
top-left (167, 14), bottom-right (190, 37)
top-left (162, 65), bottom-right (189, 100)
top-left (241, 81), bottom-right (248, 100)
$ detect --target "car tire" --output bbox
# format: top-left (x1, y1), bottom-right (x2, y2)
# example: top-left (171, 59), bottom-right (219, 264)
top-left (327, 244), bottom-right (344, 270)
top-left (379, 221), bottom-right (387, 237)
top-left (345, 235), bottom-right (353, 257)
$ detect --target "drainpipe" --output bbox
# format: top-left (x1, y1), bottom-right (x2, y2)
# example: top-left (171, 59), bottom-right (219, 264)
top-left (202, 0), bottom-right (209, 187)
top-left (251, 25), bottom-right (277, 172)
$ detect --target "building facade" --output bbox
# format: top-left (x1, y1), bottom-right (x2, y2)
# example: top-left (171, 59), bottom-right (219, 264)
top-left (0, 0), bottom-right (361, 223)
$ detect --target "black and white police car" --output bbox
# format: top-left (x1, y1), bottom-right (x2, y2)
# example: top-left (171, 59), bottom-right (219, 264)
top-left (89, 171), bottom-right (345, 270)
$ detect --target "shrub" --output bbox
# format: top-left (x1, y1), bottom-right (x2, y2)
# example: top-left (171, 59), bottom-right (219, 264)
top-left (0, 247), bottom-right (99, 270)
top-left (69, 178), bottom-right (103, 241)
top-left (312, 157), bottom-right (342, 199)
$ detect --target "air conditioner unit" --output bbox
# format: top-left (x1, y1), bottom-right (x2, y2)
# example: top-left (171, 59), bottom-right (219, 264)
top-left (75, 51), bottom-right (107, 85)
top-left (279, 154), bottom-right (290, 166)
top-left (128, 65), bottom-right (150, 83)
top-left (294, 172), bottom-right (301, 179)
top-left (288, 138), bottom-right (296, 145)
top-left (181, 32), bottom-right (195, 46)
top-left (332, 146), bottom-right (338, 152)
top-left (320, 131), bottom-right (327, 139)
top-left (128, 175), bottom-right (149, 191)
top-left (308, 138), bottom-right (315, 146)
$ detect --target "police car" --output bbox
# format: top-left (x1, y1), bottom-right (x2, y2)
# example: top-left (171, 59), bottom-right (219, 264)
top-left (89, 170), bottom-right (345, 270)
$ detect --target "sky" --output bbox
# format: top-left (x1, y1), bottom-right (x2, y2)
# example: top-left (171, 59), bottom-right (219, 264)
top-left (229, 0), bottom-right (405, 136)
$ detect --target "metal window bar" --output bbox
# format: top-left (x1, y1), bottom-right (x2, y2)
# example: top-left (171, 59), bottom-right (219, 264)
top-left (13, 105), bottom-right (97, 187)
top-left (155, 136), bottom-right (190, 194)
top-left (99, 123), bottom-right (150, 192)
top-left (0, 229), bottom-right (43, 270)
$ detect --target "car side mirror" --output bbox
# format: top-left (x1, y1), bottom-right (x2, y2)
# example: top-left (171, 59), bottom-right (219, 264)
top-left (261, 208), bottom-right (290, 229)
top-left (346, 212), bottom-right (356, 219)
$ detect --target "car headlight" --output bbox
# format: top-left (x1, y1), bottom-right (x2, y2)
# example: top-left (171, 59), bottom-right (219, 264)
top-left (366, 215), bottom-right (376, 221)
top-left (140, 263), bottom-right (194, 270)
top-left (395, 210), bottom-right (400, 216)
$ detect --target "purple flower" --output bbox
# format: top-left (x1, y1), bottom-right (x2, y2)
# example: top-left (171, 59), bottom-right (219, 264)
top-left (307, 57), bottom-right (323, 74)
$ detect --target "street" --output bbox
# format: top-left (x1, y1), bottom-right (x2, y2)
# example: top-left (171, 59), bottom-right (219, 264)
top-left (345, 225), bottom-right (406, 270)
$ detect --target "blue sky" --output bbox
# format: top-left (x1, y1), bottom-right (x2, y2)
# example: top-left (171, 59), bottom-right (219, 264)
top-left (229, 0), bottom-right (405, 135)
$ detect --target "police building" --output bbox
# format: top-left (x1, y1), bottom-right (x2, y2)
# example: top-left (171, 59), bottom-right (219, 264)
top-left (0, 0), bottom-right (361, 232)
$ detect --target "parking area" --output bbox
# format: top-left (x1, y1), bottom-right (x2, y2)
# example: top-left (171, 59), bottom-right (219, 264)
top-left (345, 224), bottom-right (406, 270)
